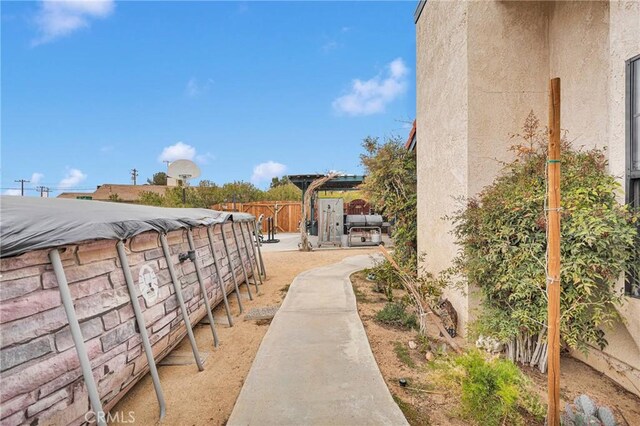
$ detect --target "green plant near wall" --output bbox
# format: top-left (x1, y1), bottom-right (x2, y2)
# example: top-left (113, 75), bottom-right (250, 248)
top-left (429, 350), bottom-right (545, 426)
top-left (450, 112), bottom-right (639, 372)
top-left (360, 136), bottom-right (417, 272)
top-left (375, 301), bottom-right (418, 329)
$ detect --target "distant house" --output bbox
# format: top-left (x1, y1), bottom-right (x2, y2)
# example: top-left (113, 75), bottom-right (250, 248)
top-left (404, 120), bottom-right (416, 152)
top-left (414, 1), bottom-right (639, 395)
top-left (58, 184), bottom-right (168, 203)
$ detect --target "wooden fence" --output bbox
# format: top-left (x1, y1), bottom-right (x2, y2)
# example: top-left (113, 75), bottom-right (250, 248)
top-left (211, 201), bottom-right (302, 233)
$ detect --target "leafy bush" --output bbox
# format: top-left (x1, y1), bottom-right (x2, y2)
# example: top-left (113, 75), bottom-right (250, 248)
top-left (360, 136), bottom-right (417, 272)
top-left (450, 113), bottom-right (639, 371)
top-left (366, 261), bottom-right (400, 301)
top-left (137, 179), bottom-right (301, 208)
top-left (430, 351), bottom-right (545, 425)
top-left (376, 302), bottom-right (418, 330)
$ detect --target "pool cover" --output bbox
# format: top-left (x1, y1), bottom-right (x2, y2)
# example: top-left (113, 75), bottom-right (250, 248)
top-left (0, 196), bottom-right (254, 258)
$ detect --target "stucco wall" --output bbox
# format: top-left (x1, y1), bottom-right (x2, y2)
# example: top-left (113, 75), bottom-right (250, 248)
top-left (549, 0), bottom-right (640, 395)
top-left (416, 0), bottom-right (640, 395)
top-left (416, 0), bottom-right (471, 327)
top-left (467, 1), bottom-right (549, 196)
top-left (606, 0), bottom-right (640, 395)
top-left (549, 1), bottom-right (610, 153)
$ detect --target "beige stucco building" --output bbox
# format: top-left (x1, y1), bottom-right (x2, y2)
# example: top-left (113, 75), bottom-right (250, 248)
top-left (415, 0), bottom-right (639, 395)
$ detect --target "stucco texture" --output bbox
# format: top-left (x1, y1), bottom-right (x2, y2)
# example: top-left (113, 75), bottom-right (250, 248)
top-left (416, 0), bottom-right (471, 327)
top-left (416, 0), bottom-right (640, 395)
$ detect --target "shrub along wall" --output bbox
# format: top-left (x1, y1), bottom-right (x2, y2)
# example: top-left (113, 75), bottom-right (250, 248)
top-left (0, 222), bottom-right (256, 425)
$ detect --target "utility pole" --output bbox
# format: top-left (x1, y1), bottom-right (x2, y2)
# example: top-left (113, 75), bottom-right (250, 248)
top-left (14, 179), bottom-right (29, 196)
top-left (131, 169), bottom-right (139, 186)
top-left (36, 186), bottom-right (48, 197)
top-left (547, 77), bottom-right (562, 426)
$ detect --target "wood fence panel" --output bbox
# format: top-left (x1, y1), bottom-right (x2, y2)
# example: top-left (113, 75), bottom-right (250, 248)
top-left (211, 201), bottom-right (302, 233)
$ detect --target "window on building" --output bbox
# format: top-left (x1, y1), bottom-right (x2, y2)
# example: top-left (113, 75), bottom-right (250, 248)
top-left (626, 54), bottom-right (640, 297)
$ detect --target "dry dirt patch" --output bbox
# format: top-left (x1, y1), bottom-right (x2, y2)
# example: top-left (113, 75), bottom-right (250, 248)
top-left (110, 247), bottom-right (378, 425)
top-left (351, 271), bottom-right (640, 426)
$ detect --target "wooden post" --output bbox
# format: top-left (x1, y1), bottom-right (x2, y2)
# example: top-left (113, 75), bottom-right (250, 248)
top-left (547, 77), bottom-right (561, 426)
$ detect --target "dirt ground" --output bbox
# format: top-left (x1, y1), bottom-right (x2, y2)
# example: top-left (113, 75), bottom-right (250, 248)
top-left (110, 247), bottom-right (379, 426)
top-left (351, 272), bottom-right (640, 426)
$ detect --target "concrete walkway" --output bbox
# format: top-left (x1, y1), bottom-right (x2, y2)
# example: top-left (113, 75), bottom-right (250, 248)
top-left (227, 254), bottom-right (408, 426)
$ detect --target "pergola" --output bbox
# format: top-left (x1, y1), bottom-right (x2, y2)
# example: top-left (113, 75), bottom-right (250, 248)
top-left (286, 174), bottom-right (366, 235)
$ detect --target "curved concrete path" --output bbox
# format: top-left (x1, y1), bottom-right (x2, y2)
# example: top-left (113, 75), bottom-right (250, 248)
top-left (227, 254), bottom-right (408, 426)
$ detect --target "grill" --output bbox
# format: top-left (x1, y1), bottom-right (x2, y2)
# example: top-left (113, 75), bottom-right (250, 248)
top-left (345, 215), bottom-right (383, 247)
top-left (345, 214), bottom-right (383, 228)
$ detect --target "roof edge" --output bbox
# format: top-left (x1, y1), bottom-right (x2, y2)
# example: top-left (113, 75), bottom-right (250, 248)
top-left (414, 0), bottom-right (427, 24)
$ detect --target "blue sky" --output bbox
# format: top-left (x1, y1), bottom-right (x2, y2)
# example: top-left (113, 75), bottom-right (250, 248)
top-left (1, 1), bottom-right (416, 196)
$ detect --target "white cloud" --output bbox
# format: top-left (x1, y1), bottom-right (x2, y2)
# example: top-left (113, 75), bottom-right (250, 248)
top-left (32, 0), bottom-right (115, 46)
top-left (185, 77), bottom-right (214, 97)
top-left (30, 172), bottom-right (44, 185)
top-left (3, 189), bottom-right (22, 196)
top-left (251, 161), bottom-right (287, 185)
top-left (59, 168), bottom-right (87, 189)
top-left (158, 142), bottom-right (196, 163)
top-left (332, 58), bottom-right (409, 116)
top-left (196, 152), bottom-right (215, 165)
top-left (322, 40), bottom-right (339, 53)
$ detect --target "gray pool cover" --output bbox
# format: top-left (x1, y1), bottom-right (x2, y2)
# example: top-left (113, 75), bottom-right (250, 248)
top-left (0, 196), bottom-right (254, 258)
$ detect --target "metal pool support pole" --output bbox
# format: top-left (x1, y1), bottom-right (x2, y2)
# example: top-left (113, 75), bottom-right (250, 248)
top-left (49, 249), bottom-right (107, 426)
top-left (159, 233), bottom-right (204, 371)
top-left (231, 221), bottom-right (256, 295)
top-left (245, 220), bottom-right (264, 284)
top-left (187, 229), bottom-right (219, 348)
top-left (221, 222), bottom-right (252, 301)
top-left (226, 221), bottom-right (254, 300)
top-left (116, 241), bottom-right (166, 420)
top-left (240, 221), bottom-right (262, 289)
top-left (253, 219), bottom-right (266, 278)
top-left (207, 225), bottom-right (239, 319)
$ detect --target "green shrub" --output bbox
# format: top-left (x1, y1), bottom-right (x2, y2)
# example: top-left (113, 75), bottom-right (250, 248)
top-left (366, 261), bottom-right (401, 301)
top-left (376, 302), bottom-right (418, 330)
top-left (393, 341), bottom-right (416, 368)
top-left (360, 136), bottom-right (418, 272)
top-left (450, 112), bottom-right (639, 370)
top-left (430, 351), bottom-right (545, 426)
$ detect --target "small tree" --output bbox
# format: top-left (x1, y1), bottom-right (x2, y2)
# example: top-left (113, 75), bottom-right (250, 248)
top-left (450, 113), bottom-right (639, 372)
top-left (270, 176), bottom-right (291, 188)
top-left (198, 180), bottom-right (223, 206)
top-left (138, 191), bottom-right (164, 206)
top-left (220, 181), bottom-right (263, 203)
top-left (264, 182), bottom-right (301, 201)
top-left (147, 172), bottom-right (167, 185)
top-left (360, 136), bottom-right (417, 271)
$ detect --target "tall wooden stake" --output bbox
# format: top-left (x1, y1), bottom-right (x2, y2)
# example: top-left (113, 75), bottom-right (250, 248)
top-left (547, 77), bottom-right (561, 426)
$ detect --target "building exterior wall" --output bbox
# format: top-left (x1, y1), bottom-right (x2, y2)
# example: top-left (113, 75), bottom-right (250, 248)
top-left (0, 222), bottom-right (257, 425)
top-left (467, 1), bottom-right (550, 196)
top-left (416, 0), bottom-right (471, 326)
top-left (416, 0), bottom-right (640, 395)
top-left (600, 0), bottom-right (640, 395)
top-left (549, 1), bottom-right (610, 153)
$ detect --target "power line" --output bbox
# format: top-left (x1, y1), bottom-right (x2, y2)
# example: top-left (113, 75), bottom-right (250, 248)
top-left (36, 186), bottom-right (51, 197)
top-left (14, 179), bottom-right (30, 196)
